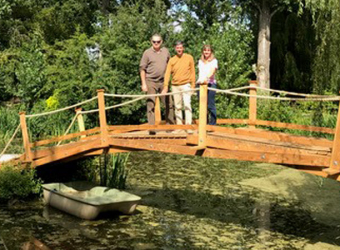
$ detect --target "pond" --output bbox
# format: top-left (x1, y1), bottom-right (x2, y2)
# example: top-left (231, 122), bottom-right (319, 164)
top-left (1, 151), bottom-right (340, 250)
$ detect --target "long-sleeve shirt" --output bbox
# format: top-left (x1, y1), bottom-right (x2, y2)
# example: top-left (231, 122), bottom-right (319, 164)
top-left (164, 53), bottom-right (196, 88)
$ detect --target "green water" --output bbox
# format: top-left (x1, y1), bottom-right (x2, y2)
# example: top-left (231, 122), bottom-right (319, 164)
top-left (1, 152), bottom-right (340, 250)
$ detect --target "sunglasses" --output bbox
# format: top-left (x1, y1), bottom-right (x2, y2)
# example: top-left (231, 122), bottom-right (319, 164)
top-left (152, 40), bottom-right (161, 44)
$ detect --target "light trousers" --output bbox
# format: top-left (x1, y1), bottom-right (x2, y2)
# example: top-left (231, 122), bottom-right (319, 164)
top-left (172, 83), bottom-right (192, 125)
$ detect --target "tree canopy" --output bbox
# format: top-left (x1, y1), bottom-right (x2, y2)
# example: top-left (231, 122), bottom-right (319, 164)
top-left (0, 0), bottom-right (339, 125)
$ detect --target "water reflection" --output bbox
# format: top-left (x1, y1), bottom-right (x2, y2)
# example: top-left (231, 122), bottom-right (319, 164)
top-left (1, 152), bottom-right (340, 250)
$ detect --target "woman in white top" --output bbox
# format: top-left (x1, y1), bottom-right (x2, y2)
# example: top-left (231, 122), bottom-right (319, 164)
top-left (197, 45), bottom-right (218, 125)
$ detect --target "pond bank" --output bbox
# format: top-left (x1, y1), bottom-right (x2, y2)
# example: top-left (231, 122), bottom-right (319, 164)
top-left (1, 151), bottom-right (340, 249)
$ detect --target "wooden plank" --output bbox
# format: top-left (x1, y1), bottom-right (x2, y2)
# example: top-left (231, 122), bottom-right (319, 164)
top-left (249, 81), bottom-right (257, 128)
top-left (211, 133), bottom-right (330, 152)
top-left (201, 148), bottom-right (330, 167)
top-left (110, 137), bottom-right (187, 145)
top-left (20, 112), bottom-right (32, 162)
top-left (322, 167), bottom-right (340, 176)
top-left (75, 108), bottom-right (86, 138)
top-left (30, 127), bottom-right (100, 147)
top-left (206, 126), bottom-right (333, 148)
top-left (216, 119), bottom-right (250, 125)
top-left (155, 96), bottom-right (161, 125)
top-left (198, 84), bottom-right (208, 148)
top-left (254, 120), bottom-right (334, 134)
top-left (48, 147), bottom-right (137, 164)
top-left (30, 135), bottom-right (100, 160)
top-left (33, 137), bottom-right (102, 167)
top-left (109, 138), bottom-right (198, 155)
top-left (84, 148), bottom-right (136, 156)
top-left (97, 89), bottom-right (109, 146)
top-left (186, 135), bottom-right (330, 156)
top-left (108, 124), bottom-right (197, 133)
top-left (329, 101), bottom-right (340, 169)
top-left (214, 119), bottom-right (334, 134)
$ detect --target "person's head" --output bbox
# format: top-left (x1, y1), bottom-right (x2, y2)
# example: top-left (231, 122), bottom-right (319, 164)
top-left (174, 41), bottom-right (184, 57)
top-left (201, 44), bottom-right (215, 62)
top-left (151, 34), bottom-right (163, 51)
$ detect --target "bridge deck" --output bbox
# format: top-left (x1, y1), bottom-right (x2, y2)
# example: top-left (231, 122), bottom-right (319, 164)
top-left (7, 126), bottom-right (332, 179)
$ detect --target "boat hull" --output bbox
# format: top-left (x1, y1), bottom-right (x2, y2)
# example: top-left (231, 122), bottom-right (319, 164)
top-left (42, 182), bottom-right (141, 220)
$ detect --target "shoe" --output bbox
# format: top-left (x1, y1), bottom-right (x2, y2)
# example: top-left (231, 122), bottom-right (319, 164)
top-left (149, 131), bottom-right (156, 135)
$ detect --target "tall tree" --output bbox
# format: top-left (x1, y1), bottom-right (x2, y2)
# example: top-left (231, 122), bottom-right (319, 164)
top-left (234, 0), bottom-right (300, 89)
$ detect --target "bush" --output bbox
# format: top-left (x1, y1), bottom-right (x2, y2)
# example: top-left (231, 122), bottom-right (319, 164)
top-left (0, 166), bottom-right (42, 202)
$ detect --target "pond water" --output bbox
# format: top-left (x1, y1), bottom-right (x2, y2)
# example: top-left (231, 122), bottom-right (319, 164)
top-left (1, 152), bottom-right (340, 250)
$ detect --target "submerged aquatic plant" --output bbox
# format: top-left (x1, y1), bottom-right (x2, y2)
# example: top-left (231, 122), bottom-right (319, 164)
top-left (100, 153), bottom-right (130, 190)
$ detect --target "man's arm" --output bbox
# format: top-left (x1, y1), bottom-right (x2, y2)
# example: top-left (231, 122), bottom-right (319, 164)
top-left (140, 70), bottom-right (148, 92)
top-left (190, 56), bottom-right (196, 88)
top-left (139, 51), bottom-right (148, 92)
top-left (161, 60), bottom-right (172, 94)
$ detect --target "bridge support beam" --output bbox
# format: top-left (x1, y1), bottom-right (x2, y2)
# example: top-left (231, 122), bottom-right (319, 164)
top-left (155, 97), bottom-right (161, 125)
top-left (198, 84), bottom-right (208, 148)
top-left (328, 96), bottom-right (340, 174)
top-left (75, 108), bottom-right (86, 138)
top-left (97, 89), bottom-right (109, 147)
top-left (19, 112), bottom-right (32, 162)
top-left (249, 80), bottom-right (257, 129)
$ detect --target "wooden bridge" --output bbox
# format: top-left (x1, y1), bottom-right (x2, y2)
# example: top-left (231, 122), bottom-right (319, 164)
top-left (2, 82), bottom-right (340, 181)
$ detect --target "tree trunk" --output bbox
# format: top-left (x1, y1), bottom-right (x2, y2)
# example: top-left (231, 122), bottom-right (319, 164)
top-left (257, 0), bottom-right (272, 89)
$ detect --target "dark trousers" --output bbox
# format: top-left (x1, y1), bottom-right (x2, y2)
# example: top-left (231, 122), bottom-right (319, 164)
top-left (146, 80), bottom-right (175, 125)
top-left (197, 84), bottom-right (217, 125)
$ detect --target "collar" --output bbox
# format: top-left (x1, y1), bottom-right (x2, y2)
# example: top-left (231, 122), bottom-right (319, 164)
top-left (152, 47), bottom-right (163, 52)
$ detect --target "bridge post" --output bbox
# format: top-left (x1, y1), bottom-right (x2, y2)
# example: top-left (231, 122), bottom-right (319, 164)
top-left (97, 89), bottom-right (109, 147)
top-left (75, 108), bottom-right (86, 138)
top-left (155, 97), bottom-right (161, 125)
top-left (327, 98), bottom-right (340, 175)
top-left (198, 84), bottom-right (208, 148)
top-left (249, 80), bottom-right (258, 129)
top-left (19, 112), bottom-right (32, 162)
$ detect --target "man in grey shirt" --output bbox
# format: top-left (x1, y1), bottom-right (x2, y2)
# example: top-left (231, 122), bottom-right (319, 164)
top-left (140, 34), bottom-right (175, 134)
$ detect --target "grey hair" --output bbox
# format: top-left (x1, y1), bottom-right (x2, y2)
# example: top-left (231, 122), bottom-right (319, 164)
top-left (151, 34), bottom-right (162, 41)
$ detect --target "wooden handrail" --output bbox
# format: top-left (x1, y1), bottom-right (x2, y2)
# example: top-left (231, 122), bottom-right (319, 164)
top-left (30, 127), bottom-right (100, 147)
top-left (215, 119), bottom-right (335, 134)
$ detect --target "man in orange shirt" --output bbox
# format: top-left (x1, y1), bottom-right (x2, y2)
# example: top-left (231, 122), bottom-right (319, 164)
top-left (162, 41), bottom-right (195, 127)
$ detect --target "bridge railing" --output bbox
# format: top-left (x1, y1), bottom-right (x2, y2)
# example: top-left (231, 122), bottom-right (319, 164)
top-left (2, 81), bottom-right (340, 174)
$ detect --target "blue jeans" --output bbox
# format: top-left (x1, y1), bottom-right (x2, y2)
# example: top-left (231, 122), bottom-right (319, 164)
top-left (197, 84), bottom-right (217, 125)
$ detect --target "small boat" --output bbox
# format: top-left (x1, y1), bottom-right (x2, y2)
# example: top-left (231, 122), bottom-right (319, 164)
top-left (0, 154), bottom-right (20, 163)
top-left (42, 182), bottom-right (141, 220)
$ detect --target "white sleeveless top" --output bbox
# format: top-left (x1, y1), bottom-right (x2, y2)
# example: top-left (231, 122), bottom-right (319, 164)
top-left (198, 58), bottom-right (218, 84)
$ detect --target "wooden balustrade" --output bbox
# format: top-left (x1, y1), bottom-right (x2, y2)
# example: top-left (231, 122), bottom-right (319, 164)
top-left (155, 96), bottom-right (161, 125)
top-left (75, 108), bottom-right (86, 138)
top-left (249, 80), bottom-right (257, 129)
top-left (328, 98), bottom-right (340, 174)
top-left (97, 89), bottom-right (109, 147)
top-left (198, 84), bottom-right (208, 148)
top-left (19, 112), bottom-right (32, 162)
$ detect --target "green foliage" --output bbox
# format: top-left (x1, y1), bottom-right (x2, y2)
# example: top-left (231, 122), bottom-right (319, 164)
top-left (79, 154), bottom-right (130, 190)
top-left (0, 166), bottom-right (42, 202)
top-left (100, 153), bottom-right (130, 189)
top-left (0, 106), bottom-right (23, 153)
